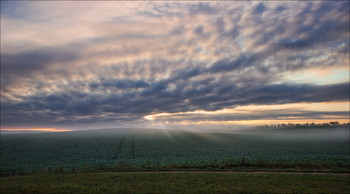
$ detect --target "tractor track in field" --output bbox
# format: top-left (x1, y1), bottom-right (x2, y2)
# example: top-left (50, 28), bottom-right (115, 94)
top-left (131, 135), bottom-right (135, 159)
top-left (115, 136), bottom-right (124, 160)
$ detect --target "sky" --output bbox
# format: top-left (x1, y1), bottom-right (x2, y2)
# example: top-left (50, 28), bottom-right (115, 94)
top-left (1, 1), bottom-right (349, 132)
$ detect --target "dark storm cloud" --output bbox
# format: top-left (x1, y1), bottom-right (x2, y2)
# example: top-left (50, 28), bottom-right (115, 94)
top-left (277, 2), bottom-right (349, 50)
top-left (278, 21), bottom-right (347, 50)
top-left (208, 54), bottom-right (260, 73)
top-left (254, 3), bottom-right (266, 15)
top-left (167, 54), bottom-right (262, 83)
top-left (2, 78), bottom-right (348, 127)
top-left (2, 49), bottom-right (77, 75)
top-left (275, 5), bottom-right (286, 13)
top-left (94, 79), bottom-right (149, 89)
top-left (1, 46), bottom-right (80, 93)
top-left (236, 83), bottom-right (349, 105)
top-left (180, 82), bottom-right (349, 111)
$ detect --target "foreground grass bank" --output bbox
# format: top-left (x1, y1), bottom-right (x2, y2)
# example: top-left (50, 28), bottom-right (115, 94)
top-left (1, 172), bottom-right (349, 193)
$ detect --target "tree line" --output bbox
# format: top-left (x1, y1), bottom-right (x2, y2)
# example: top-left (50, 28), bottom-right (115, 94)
top-left (258, 121), bottom-right (350, 129)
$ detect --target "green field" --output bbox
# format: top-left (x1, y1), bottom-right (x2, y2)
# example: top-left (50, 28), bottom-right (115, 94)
top-left (1, 127), bottom-right (349, 174)
top-left (1, 172), bottom-right (349, 193)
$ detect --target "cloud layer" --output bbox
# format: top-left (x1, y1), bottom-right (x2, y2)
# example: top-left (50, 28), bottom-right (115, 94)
top-left (1, 1), bottom-right (349, 129)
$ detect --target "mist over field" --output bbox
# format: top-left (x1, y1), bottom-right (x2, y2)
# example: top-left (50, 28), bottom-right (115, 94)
top-left (1, 127), bottom-right (349, 174)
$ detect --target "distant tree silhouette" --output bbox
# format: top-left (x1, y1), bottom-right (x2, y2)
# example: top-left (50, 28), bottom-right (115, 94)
top-left (257, 121), bottom-right (349, 129)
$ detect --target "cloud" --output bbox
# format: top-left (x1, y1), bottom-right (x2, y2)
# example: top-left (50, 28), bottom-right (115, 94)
top-left (147, 110), bottom-right (349, 123)
top-left (254, 3), bottom-right (267, 15)
top-left (1, 1), bottom-right (349, 128)
top-left (2, 79), bottom-right (348, 128)
top-left (189, 2), bottom-right (218, 15)
top-left (2, 48), bottom-right (78, 75)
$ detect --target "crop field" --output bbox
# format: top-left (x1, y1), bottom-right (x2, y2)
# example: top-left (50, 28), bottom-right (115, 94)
top-left (1, 127), bottom-right (349, 173)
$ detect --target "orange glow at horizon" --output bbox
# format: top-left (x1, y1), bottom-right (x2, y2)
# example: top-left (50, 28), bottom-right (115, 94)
top-left (1, 128), bottom-right (72, 132)
top-left (144, 101), bottom-right (350, 125)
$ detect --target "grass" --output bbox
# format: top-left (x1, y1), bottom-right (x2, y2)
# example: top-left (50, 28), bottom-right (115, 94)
top-left (2, 160), bottom-right (349, 177)
top-left (1, 172), bottom-right (349, 193)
